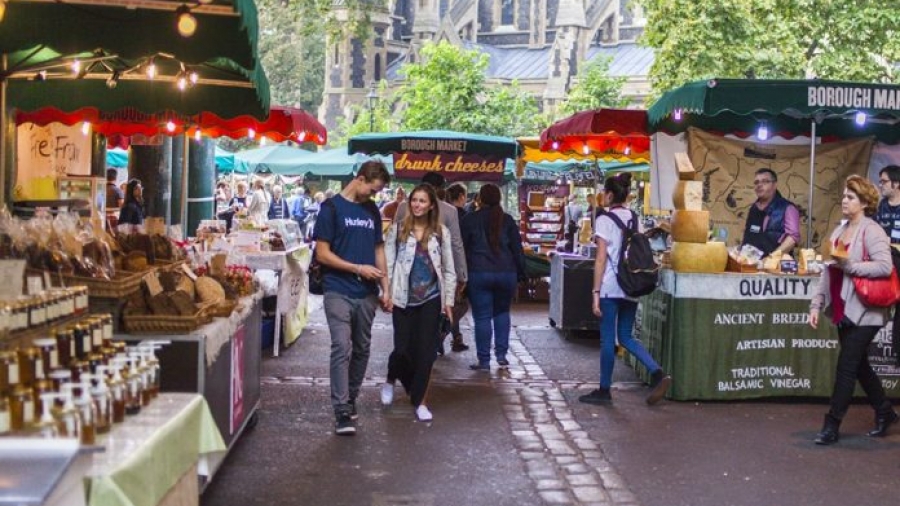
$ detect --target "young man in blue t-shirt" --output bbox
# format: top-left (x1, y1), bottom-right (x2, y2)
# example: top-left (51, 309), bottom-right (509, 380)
top-left (313, 161), bottom-right (392, 435)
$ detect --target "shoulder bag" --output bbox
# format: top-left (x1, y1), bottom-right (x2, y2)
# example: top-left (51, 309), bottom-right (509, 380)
top-left (852, 229), bottom-right (900, 307)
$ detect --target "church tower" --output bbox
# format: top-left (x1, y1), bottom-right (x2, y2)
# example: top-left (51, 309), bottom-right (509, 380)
top-left (543, 0), bottom-right (587, 113)
top-left (318, 5), bottom-right (392, 132)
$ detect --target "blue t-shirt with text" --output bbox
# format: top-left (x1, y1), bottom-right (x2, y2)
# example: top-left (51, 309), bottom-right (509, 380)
top-left (313, 194), bottom-right (383, 298)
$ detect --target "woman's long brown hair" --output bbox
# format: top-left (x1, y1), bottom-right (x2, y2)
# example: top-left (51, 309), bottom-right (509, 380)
top-left (399, 183), bottom-right (442, 247)
top-left (478, 183), bottom-right (503, 253)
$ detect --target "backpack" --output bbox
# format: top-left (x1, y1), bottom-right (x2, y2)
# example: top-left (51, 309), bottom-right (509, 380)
top-left (601, 209), bottom-right (659, 297)
top-left (308, 198), bottom-right (380, 295)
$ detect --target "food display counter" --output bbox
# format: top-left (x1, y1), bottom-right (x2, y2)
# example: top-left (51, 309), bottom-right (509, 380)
top-left (115, 291), bottom-right (262, 472)
top-left (639, 269), bottom-right (900, 401)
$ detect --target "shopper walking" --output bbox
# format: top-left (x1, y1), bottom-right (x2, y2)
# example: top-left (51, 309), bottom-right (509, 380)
top-left (460, 183), bottom-right (525, 371)
top-left (809, 174), bottom-right (897, 445)
top-left (247, 178), bottom-right (270, 224)
top-left (313, 161), bottom-right (392, 435)
top-left (381, 184), bottom-right (456, 421)
top-left (580, 173), bottom-right (672, 406)
top-left (444, 183), bottom-right (471, 353)
top-left (118, 178), bottom-right (144, 229)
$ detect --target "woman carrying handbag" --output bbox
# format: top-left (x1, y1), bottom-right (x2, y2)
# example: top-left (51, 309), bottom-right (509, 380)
top-left (809, 175), bottom-right (898, 445)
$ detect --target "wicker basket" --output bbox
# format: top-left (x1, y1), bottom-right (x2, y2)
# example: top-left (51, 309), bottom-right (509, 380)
top-left (202, 299), bottom-right (241, 318)
top-left (33, 267), bottom-right (150, 299)
top-left (122, 308), bottom-right (212, 334)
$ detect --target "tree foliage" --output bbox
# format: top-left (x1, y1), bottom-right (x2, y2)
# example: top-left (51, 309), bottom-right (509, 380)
top-left (396, 41), bottom-right (541, 137)
top-left (639, 0), bottom-right (900, 96)
top-left (558, 57), bottom-right (629, 116)
top-left (256, 0), bottom-right (324, 113)
top-left (328, 80), bottom-right (397, 147)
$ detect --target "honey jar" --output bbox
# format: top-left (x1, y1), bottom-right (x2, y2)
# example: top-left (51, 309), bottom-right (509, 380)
top-left (0, 351), bottom-right (19, 394)
top-left (9, 384), bottom-right (35, 430)
top-left (33, 338), bottom-right (59, 374)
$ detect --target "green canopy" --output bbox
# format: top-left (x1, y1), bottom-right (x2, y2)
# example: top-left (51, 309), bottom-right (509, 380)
top-left (648, 78), bottom-right (900, 144)
top-left (233, 145), bottom-right (316, 175)
top-left (105, 145), bottom-right (236, 171)
top-left (5, 47), bottom-right (269, 119)
top-left (519, 160), bottom-right (648, 183)
top-left (215, 147), bottom-right (236, 172)
top-left (1, 0), bottom-right (261, 70)
top-left (348, 130), bottom-right (519, 159)
top-left (298, 148), bottom-right (393, 179)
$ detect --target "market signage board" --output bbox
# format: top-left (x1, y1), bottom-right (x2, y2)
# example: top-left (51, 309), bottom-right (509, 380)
top-left (641, 275), bottom-right (900, 401)
top-left (392, 151), bottom-right (506, 183)
top-left (15, 122), bottom-right (91, 200)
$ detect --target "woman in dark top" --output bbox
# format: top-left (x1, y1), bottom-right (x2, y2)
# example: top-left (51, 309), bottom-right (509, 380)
top-left (118, 178), bottom-right (144, 226)
top-left (460, 184), bottom-right (526, 371)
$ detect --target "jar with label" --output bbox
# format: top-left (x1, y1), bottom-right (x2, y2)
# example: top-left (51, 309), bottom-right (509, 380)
top-left (54, 385), bottom-right (81, 439)
top-left (107, 364), bottom-right (126, 424)
top-left (48, 369), bottom-right (72, 395)
top-left (88, 318), bottom-right (103, 350)
top-left (33, 338), bottom-right (59, 374)
top-left (16, 347), bottom-right (41, 386)
top-left (74, 287), bottom-right (89, 314)
top-left (9, 384), bottom-right (35, 430)
top-left (54, 328), bottom-right (74, 368)
top-left (28, 296), bottom-right (46, 327)
top-left (0, 395), bottom-right (9, 435)
top-left (87, 353), bottom-right (104, 375)
top-left (72, 324), bottom-right (91, 360)
top-left (90, 372), bottom-right (112, 435)
top-left (74, 388), bottom-right (96, 445)
top-left (32, 379), bottom-right (54, 420)
top-left (101, 314), bottom-right (114, 347)
top-left (11, 301), bottom-right (28, 332)
top-left (0, 351), bottom-right (19, 394)
top-left (0, 304), bottom-right (11, 335)
top-left (122, 360), bottom-right (142, 416)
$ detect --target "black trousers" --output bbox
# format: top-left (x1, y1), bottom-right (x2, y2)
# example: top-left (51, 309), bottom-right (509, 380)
top-left (827, 318), bottom-right (893, 424)
top-left (389, 297), bottom-right (441, 407)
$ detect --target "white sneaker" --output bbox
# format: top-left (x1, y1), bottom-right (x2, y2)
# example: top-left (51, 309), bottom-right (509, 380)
top-left (415, 404), bottom-right (433, 422)
top-left (380, 382), bottom-right (394, 406)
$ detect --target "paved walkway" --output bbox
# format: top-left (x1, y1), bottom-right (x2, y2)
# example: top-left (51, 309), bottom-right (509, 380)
top-left (202, 298), bottom-right (900, 506)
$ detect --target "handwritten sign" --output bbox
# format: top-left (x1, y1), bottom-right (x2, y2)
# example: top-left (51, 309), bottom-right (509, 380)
top-left (15, 123), bottom-right (91, 200)
top-left (0, 260), bottom-right (26, 299)
top-left (392, 152), bottom-right (506, 182)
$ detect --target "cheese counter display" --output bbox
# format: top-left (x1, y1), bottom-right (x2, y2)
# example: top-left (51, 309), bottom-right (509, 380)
top-left (638, 269), bottom-right (899, 401)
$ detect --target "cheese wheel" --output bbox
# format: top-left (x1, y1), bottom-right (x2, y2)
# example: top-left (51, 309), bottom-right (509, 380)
top-left (671, 210), bottom-right (710, 243)
top-left (675, 152), bottom-right (700, 180)
top-left (672, 180), bottom-right (703, 211)
top-left (671, 241), bottom-right (728, 273)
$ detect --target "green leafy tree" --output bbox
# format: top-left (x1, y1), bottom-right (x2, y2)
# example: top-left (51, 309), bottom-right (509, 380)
top-left (257, 0), bottom-right (324, 113)
top-left (639, 0), bottom-right (900, 97)
top-left (328, 80), bottom-right (398, 147)
top-left (396, 41), bottom-right (540, 137)
top-left (558, 57), bottom-right (628, 116)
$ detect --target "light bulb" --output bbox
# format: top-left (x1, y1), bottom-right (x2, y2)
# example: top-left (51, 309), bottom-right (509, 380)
top-left (624, 145), bottom-right (631, 155)
top-left (260, 137), bottom-right (267, 146)
top-left (757, 124), bottom-right (769, 141)
top-left (176, 6), bottom-right (197, 37)
top-left (81, 122), bottom-right (91, 135)
top-left (551, 141), bottom-right (559, 150)
top-left (855, 112), bottom-right (867, 126)
top-left (248, 128), bottom-right (256, 139)
top-left (673, 109), bottom-right (683, 122)
top-left (582, 144), bottom-right (590, 155)
top-left (177, 75), bottom-right (188, 91)
top-left (166, 121), bottom-right (176, 133)
top-left (194, 130), bottom-right (202, 141)
top-left (146, 63), bottom-right (157, 79)
top-left (189, 71), bottom-right (199, 86)
top-left (297, 131), bottom-right (307, 142)
top-left (71, 60), bottom-right (81, 75)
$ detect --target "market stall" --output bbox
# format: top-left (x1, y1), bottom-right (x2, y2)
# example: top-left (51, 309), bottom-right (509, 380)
top-left (636, 78), bottom-right (900, 400)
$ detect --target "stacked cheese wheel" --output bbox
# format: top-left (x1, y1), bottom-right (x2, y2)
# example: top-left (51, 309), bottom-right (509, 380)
top-left (669, 154), bottom-right (728, 273)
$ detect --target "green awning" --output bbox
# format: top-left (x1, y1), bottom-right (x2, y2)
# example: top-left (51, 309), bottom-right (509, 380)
top-left (1, 0), bottom-right (260, 70)
top-left (349, 130), bottom-right (519, 159)
top-left (648, 78), bottom-right (900, 144)
top-left (233, 145), bottom-right (316, 175)
top-left (298, 148), bottom-right (393, 179)
top-left (106, 145), bottom-right (236, 171)
top-left (6, 47), bottom-right (269, 118)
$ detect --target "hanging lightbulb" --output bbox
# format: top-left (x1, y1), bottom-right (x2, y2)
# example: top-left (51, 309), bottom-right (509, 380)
top-left (551, 141), bottom-right (560, 150)
top-left (81, 122), bottom-right (91, 136)
top-left (194, 129), bottom-right (202, 142)
top-left (166, 121), bottom-right (176, 133)
top-left (106, 71), bottom-right (120, 89)
top-left (146, 62), bottom-right (157, 80)
top-left (757, 123), bottom-right (769, 141)
top-left (624, 145), bottom-right (632, 155)
top-left (297, 131), bottom-right (307, 142)
top-left (260, 137), bottom-right (267, 146)
top-left (582, 144), bottom-right (590, 155)
top-left (855, 112), bottom-right (867, 126)
top-left (248, 128), bottom-right (256, 139)
top-left (188, 71), bottom-right (199, 86)
top-left (176, 73), bottom-right (188, 91)
top-left (673, 109), bottom-right (683, 122)
top-left (71, 60), bottom-right (81, 75)
top-left (176, 5), bottom-right (197, 37)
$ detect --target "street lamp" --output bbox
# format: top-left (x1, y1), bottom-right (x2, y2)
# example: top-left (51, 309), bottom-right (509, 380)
top-left (365, 81), bottom-right (379, 132)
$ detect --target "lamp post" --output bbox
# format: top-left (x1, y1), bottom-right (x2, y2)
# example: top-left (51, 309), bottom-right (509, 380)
top-left (365, 81), bottom-right (379, 132)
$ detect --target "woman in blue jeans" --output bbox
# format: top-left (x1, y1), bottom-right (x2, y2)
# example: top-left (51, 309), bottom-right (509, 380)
top-left (580, 173), bottom-right (672, 406)
top-left (460, 184), bottom-right (526, 370)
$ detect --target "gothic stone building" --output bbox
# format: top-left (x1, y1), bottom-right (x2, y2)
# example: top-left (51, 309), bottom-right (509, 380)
top-left (318, 0), bottom-right (654, 131)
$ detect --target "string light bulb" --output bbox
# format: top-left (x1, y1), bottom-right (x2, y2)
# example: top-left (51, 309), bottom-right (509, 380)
top-left (551, 141), bottom-right (559, 150)
top-left (71, 60), bottom-right (81, 75)
top-left (260, 137), bottom-right (267, 146)
top-left (81, 122), bottom-right (91, 136)
top-left (582, 144), bottom-right (590, 155)
top-left (176, 73), bottom-right (188, 91)
top-left (757, 123), bottom-right (769, 141)
top-left (194, 129), bottom-right (202, 142)
top-left (855, 112), bottom-right (867, 126)
top-left (146, 61), bottom-right (157, 79)
top-left (176, 5), bottom-right (197, 37)
top-left (166, 121), bottom-right (176, 133)
top-left (106, 71), bottom-right (120, 89)
top-left (189, 71), bottom-right (199, 86)
top-left (624, 145), bottom-right (631, 155)
top-left (248, 128), bottom-right (256, 140)
top-left (673, 109), bottom-right (683, 122)
top-left (297, 131), bottom-right (307, 142)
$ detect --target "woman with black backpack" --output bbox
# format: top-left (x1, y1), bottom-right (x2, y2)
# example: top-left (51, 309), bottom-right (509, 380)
top-left (580, 173), bottom-right (672, 406)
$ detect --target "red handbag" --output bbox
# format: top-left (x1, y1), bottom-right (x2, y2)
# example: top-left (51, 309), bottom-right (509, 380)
top-left (851, 230), bottom-right (900, 307)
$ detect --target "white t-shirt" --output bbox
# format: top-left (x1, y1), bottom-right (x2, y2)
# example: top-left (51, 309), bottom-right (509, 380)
top-left (594, 207), bottom-right (640, 299)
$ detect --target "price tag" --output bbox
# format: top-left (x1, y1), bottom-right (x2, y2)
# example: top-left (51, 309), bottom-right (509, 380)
top-left (182, 263), bottom-right (198, 281)
top-left (27, 275), bottom-right (44, 296)
top-left (0, 260), bottom-right (25, 298)
top-left (143, 272), bottom-right (164, 297)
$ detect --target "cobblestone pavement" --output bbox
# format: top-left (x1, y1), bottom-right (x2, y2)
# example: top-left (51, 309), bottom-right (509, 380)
top-left (203, 298), bottom-right (900, 506)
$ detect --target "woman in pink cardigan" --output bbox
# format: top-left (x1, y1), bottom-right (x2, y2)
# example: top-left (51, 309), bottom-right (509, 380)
top-left (809, 175), bottom-right (896, 445)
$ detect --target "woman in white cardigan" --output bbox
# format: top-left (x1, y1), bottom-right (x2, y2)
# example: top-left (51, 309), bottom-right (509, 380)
top-left (382, 183), bottom-right (456, 421)
top-left (809, 175), bottom-right (896, 445)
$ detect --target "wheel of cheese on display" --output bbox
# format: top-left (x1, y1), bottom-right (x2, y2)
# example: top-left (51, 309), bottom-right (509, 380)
top-left (670, 210), bottom-right (710, 243)
top-left (671, 241), bottom-right (728, 273)
top-left (672, 180), bottom-right (703, 211)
